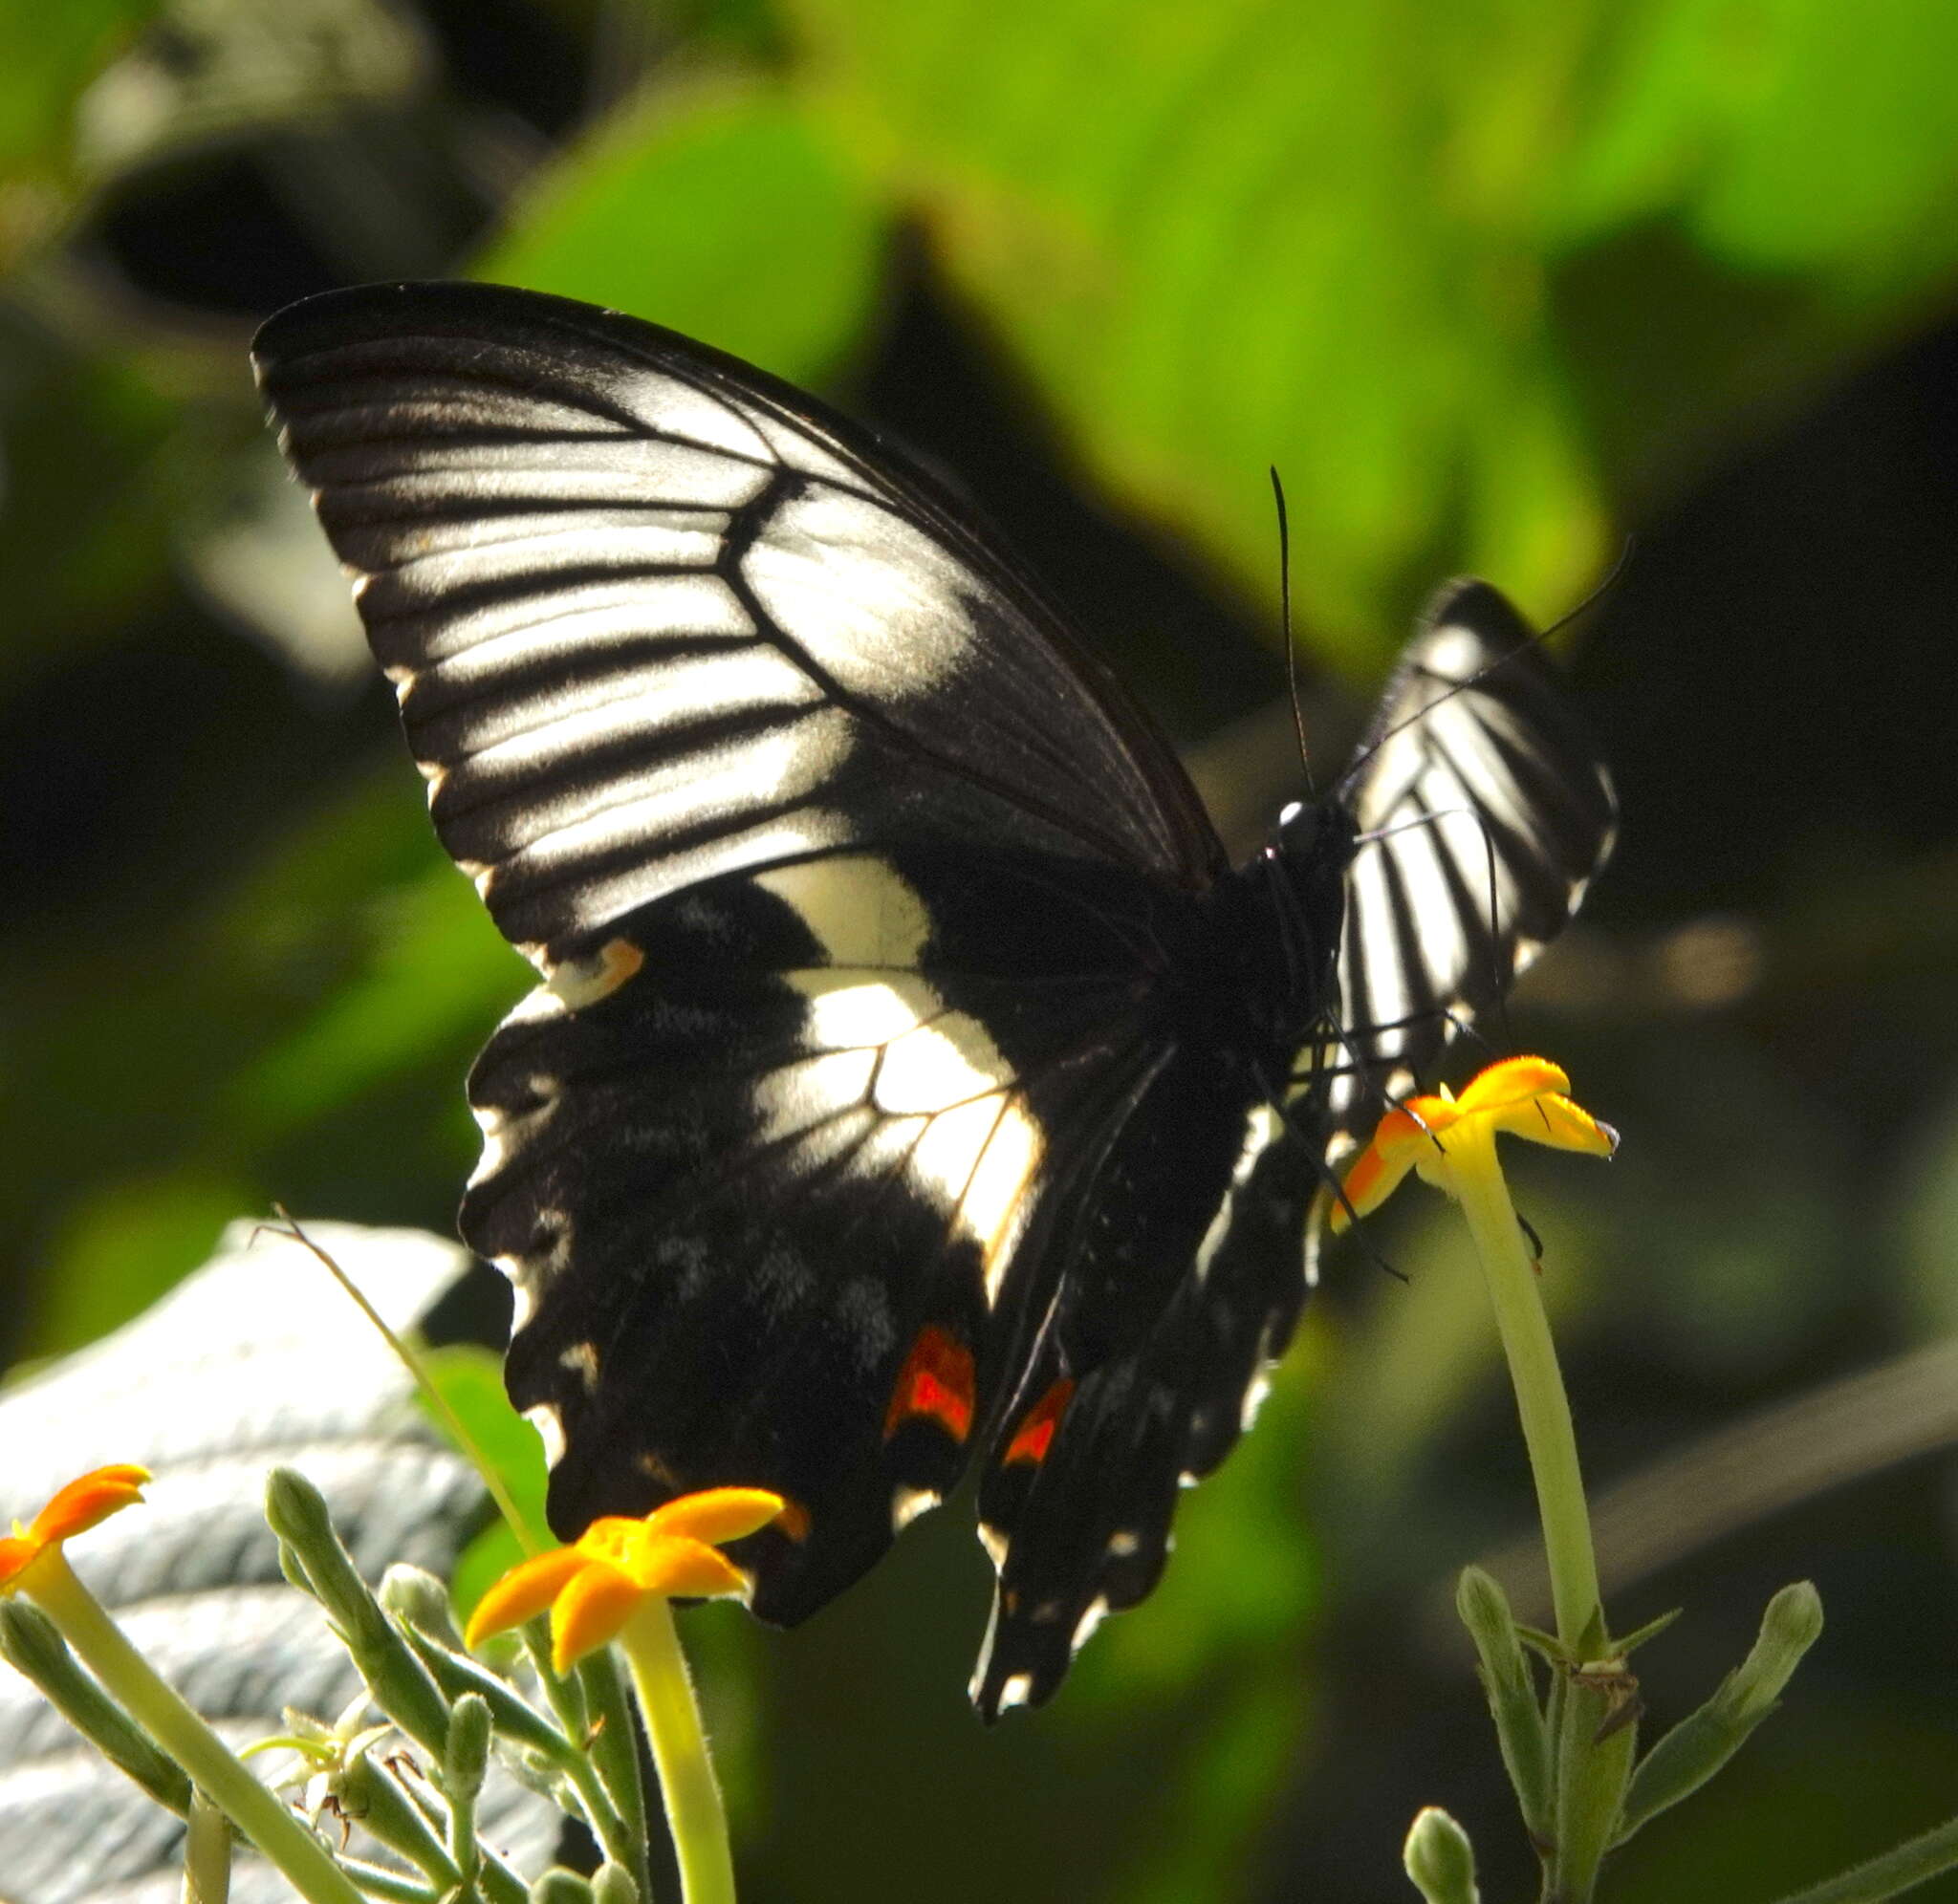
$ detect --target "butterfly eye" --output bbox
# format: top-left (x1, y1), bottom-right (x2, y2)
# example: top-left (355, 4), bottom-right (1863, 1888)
top-left (1276, 801), bottom-right (1324, 850)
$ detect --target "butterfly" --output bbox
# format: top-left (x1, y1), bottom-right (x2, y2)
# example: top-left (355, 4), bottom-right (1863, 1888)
top-left (253, 282), bottom-right (1616, 1718)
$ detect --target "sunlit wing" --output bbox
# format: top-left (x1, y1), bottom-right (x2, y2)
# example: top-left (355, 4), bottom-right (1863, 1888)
top-left (251, 282), bottom-right (1224, 972)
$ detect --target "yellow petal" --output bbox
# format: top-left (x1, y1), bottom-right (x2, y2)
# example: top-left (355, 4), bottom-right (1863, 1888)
top-left (623, 1534), bottom-right (750, 1600)
top-left (644, 1487), bottom-right (786, 1548)
top-left (1488, 1091), bottom-right (1618, 1158)
top-left (31, 1465), bottom-right (152, 1544)
top-left (0, 1534), bottom-right (35, 1590)
top-left (550, 1559), bottom-right (642, 1671)
top-left (464, 1546), bottom-right (588, 1650)
top-left (1333, 1060), bottom-right (1613, 1229)
top-left (1333, 1118), bottom-right (1420, 1231)
top-left (1454, 1056), bottom-right (1572, 1116)
top-left (1333, 1099), bottom-right (1454, 1230)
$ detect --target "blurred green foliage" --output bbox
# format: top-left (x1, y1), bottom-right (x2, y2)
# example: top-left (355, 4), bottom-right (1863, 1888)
top-left (4, 0), bottom-right (1958, 1896)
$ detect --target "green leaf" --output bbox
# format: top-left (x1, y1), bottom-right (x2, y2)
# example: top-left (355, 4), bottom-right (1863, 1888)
top-left (1071, 1352), bottom-right (1319, 1900)
top-left (0, 0), bottom-right (152, 203)
top-left (1618, 1582), bottom-right (1823, 1843)
top-left (1553, 0), bottom-right (1958, 289)
top-left (479, 83), bottom-right (884, 381)
top-left (21, 1169), bottom-right (249, 1360)
top-left (1074, 1348), bottom-right (1319, 1711)
top-left (417, 1343), bottom-right (550, 1615)
top-left (226, 862), bottom-right (519, 1140)
top-left (0, 329), bottom-right (179, 681)
top-left (790, 0), bottom-right (1958, 658)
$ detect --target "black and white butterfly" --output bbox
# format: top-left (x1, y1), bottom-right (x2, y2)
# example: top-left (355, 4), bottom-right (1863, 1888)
top-left (253, 282), bottom-right (1616, 1718)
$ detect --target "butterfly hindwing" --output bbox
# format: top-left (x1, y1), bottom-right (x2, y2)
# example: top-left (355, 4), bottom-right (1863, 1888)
top-left (970, 1095), bottom-right (1322, 1712)
top-left (1330, 579), bottom-right (1619, 1133)
top-left (466, 847), bottom-right (1192, 1623)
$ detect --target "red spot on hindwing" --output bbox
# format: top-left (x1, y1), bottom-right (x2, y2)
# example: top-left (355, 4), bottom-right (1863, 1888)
top-left (882, 1325), bottom-right (976, 1444)
top-left (1003, 1376), bottom-right (1074, 1467)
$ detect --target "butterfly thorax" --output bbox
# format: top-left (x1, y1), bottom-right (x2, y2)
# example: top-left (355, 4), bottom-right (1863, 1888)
top-left (1213, 796), bottom-right (1356, 1053)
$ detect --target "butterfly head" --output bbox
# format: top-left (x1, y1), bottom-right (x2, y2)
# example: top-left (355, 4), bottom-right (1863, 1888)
top-left (1269, 795), bottom-right (1358, 898)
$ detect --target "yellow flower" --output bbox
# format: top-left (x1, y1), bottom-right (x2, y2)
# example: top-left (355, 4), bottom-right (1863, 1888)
top-left (0, 1465), bottom-right (150, 1593)
top-left (0, 1462), bottom-right (366, 1904)
top-left (1333, 1055), bottom-right (1617, 1231)
top-left (466, 1487), bottom-right (786, 1674)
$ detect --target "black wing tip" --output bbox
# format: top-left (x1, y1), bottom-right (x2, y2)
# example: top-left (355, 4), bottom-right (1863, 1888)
top-left (1420, 575), bottom-right (1536, 649)
top-left (252, 280), bottom-right (444, 375)
top-left (250, 278), bottom-right (769, 393)
top-left (250, 280), bottom-right (675, 387)
top-left (970, 1627), bottom-right (1069, 1724)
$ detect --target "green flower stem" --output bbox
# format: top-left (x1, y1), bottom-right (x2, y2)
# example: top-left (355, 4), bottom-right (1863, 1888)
top-left (575, 1648), bottom-right (651, 1872)
top-left (1767, 1818), bottom-right (1958, 1904)
top-left (519, 1629), bottom-right (645, 1888)
top-left (1446, 1117), bottom-right (1602, 1655)
top-left (184, 1790), bottom-right (232, 1904)
top-left (0, 1598), bottom-right (193, 1816)
top-left (1551, 1671), bottom-right (1637, 1902)
top-left (18, 1549), bottom-right (366, 1904)
top-left (339, 1858), bottom-right (443, 1904)
top-left (617, 1600), bottom-right (736, 1904)
top-left (337, 1749), bottom-right (462, 1889)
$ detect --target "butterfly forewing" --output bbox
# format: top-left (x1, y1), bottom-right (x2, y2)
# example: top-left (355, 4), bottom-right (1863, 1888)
top-left (252, 283), bottom-right (1224, 970)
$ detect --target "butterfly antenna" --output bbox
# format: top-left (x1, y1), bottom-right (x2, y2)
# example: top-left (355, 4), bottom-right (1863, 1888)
top-left (1271, 466), bottom-right (1314, 793)
top-left (1543, 535), bottom-right (1636, 643)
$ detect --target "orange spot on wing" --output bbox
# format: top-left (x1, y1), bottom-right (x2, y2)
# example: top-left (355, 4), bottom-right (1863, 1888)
top-left (1003, 1377), bottom-right (1074, 1467)
top-left (773, 1499), bottom-right (812, 1544)
top-left (882, 1325), bottom-right (976, 1444)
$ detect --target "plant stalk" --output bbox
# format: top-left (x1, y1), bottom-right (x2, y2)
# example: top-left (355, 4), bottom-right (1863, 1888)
top-left (618, 1600), bottom-right (736, 1904)
top-left (1447, 1119), bottom-right (1602, 1655)
top-left (22, 1550), bottom-right (365, 1904)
